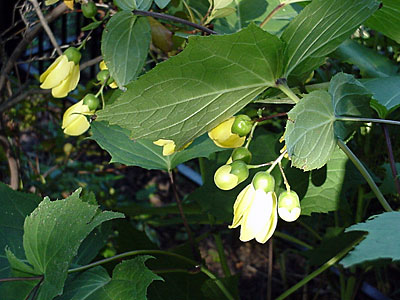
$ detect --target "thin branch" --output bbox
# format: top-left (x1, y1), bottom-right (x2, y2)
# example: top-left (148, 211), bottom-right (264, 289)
top-left (260, 2), bottom-right (285, 28)
top-left (29, 0), bottom-right (62, 55)
top-left (255, 112), bottom-right (287, 123)
top-left (0, 2), bottom-right (68, 94)
top-left (80, 55), bottom-right (103, 70)
top-left (133, 9), bottom-right (217, 35)
top-left (0, 88), bottom-right (50, 113)
top-left (0, 135), bottom-right (19, 190)
top-left (168, 171), bottom-right (199, 261)
top-left (382, 124), bottom-right (400, 195)
top-left (267, 239), bottom-right (273, 300)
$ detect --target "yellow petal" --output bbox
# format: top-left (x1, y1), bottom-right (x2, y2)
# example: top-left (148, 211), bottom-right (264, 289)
top-left (62, 100), bottom-right (91, 129)
top-left (208, 117), bottom-right (245, 148)
top-left (63, 115), bottom-right (90, 135)
top-left (39, 56), bottom-right (63, 83)
top-left (255, 192), bottom-right (278, 243)
top-left (40, 57), bottom-right (73, 89)
top-left (51, 63), bottom-right (80, 98)
top-left (63, 0), bottom-right (74, 10)
top-left (229, 184), bottom-right (254, 228)
top-left (67, 64), bottom-right (80, 91)
top-left (214, 165), bottom-right (238, 190)
top-left (109, 81), bottom-right (118, 89)
top-left (153, 139), bottom-right (176, 156)
top-left (278, 207), bottom-right (301, 222)
top-left (99, 60), bottom-right (108, 70)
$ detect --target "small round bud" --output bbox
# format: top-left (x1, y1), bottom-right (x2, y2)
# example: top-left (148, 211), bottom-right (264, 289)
top-left (96, 70), bottom-right (110, 83)
top-left (231, 147), bottom-right (252, 164)
top-left (278, 190), bottom-right (301, 222)
top-left (64, 47), bottom-right (81, 65)
top-left (252, 172), bottom-right (275, 193)
top-left (81, 1), bottom-right (97, 18)
top-left (229, 160), bottom-right (249, 184)
top-left (214, 165), bottom-right (238, 190)
top-left (231, 114), bottom-right (252, 137)
top-left (83, 94), bottom-right (100, 110)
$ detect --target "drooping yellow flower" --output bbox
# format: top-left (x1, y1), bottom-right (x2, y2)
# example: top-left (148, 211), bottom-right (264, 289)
top-left (208, 117), bottom-right (246, 148)
top-left (153, 139), bottom-right (193, 156)
top-left (40, 47), bottom-right (81, 98)
top-left (99, 60), bottom-right (118, 89)
top-left (229, 184), bottom-right (278, 244)
top-left (62, 100), bottom-right (94, 136)
top-left (153, 139), bottom-right (176, 156)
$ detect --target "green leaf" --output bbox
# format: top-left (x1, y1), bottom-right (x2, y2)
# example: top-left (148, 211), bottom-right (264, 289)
top-left (90, 121), bottom-right (224, 171)
top-left (329, 72), bottom-right (372, 139)
top-left (378, 163), bottom-right (400, 195)
top-left (97, 24), bottom-right (284, 149)
top-left (284, 90), bottom-right (336, 171)
top-left (284, 73), bottom-right (371, 171)
top-left (214, 0), bottom-right (300, 35)
top-left (81, 19), bottom-right (103, 31)
top-left (85, 256), bottom-right (162, 300)
top-left (101, 12), bottom-right (151, 87)
top-left (154, 0), bottom-right (170, 9)
top-left (114, 0), bottom-right (153, 10)
top-left (333, 39), bottom-right (398, 78)
top-left (297, 147), bottom-right (349, 215)
top-left (0, 182), bottom-right (40, 278)
top-left (56, 267), bottom-right (111, 300)
top-left (8, 188), bottom-right (124, 300)
top-left (363, 77), bottom-right (400, 118)
top-left (281, 0), bottom-right (379, 82)
top-left (341, 212), bottom-right (400, 267)
top-left (366, 0), bottom-right (400, 43)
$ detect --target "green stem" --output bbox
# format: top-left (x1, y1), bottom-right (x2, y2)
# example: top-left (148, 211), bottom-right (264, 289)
top-left (68, 249), bottom-right (234, 300)
top-left (247, 162), bottom-right (272, 169)
top-left (267, 150), bottom-right (287, 173)
top-left (275, 235), bottom-right (364, 300)
top-left (274, 231), bottom-right (313, 250)
top-left (276, 80), bottom-right (300, 103)
top-left (278, 161), bottom-right (290, 191)
top-left (245, 121), bottom-right (258, 149)
top-left (260, 2), bottom-right (285, 28)
top-left (336, 116), bottom-right (400, 127)
top-left (355, 186), bottom-right (364, 223)
top-left (213, 233), bottom-right (231, 277)
top-left (337, 139), bottom-right (393, 212)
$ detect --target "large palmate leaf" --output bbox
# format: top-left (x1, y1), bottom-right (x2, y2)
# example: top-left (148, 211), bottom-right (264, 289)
top-left (333, 39), bottom-right (398, 78)
top-left (281, 0), bottom-right (379, 82)
top-left (214, 0), bottom-right (300, 35)
top-left (90, 121), bottom-right (224, 171)
top-left (341, 212), bottom-right (400, 267)
top-left (0, 183), bottom-right (40, 278)
top-left (366, 0), bottom-right (400, 43)
top-left (363, 77), bottom-right (400, 118)
top-left (284, 73), bottom-right (371, 171)
top-left (297, 147), bottom-right (348, 215)
top-left (101, 12), bottom-right (151, 87)
top-left (97, 24), bottom-right (284, 149)
top-left (7, 189), bottom-right (124, 300)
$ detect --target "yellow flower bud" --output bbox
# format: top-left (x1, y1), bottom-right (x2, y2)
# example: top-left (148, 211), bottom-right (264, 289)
top-left (208, 117), bottom-right (246, 148)
top-left (278, 191), bottom-right (301, 222)
top-left (153, 139), bottom-right (193, 156)
top-left (99, 60), bottom-right (118, 89)
top-left (40, 48), bottom-right (81, 98)
top-left (62, 100), bottom-right (94, 136)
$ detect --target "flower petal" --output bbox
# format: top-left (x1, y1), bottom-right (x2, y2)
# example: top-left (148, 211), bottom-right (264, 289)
top-left (39, 56), bottom-right (63, 83)
top-left (208, 117), bottom-right (245, 148)
top-left (255, 192), bottom-right (278, 243)
top-left (63, 115), bottom-right (90, 136)
top-left (229, 184), bottom-right (255, 228)
top-left (40, 56), bottom-right (73, 89)
top-left (62, 100), bottom-right (91, 129)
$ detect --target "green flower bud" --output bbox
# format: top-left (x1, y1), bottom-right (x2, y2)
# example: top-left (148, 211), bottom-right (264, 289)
top-left (252, 172), bottom-right (275, 193)
top-left (278, 190), bottom-right (301, 222)
top-left (81, 1), bottom-right (97, 18)
top-left (64, 47), bottom-right (82, 65)
top-left (83, 93), bottom-right (100, 111)
top-left (96, 70), bottom-right (109, 83)
top-left (231, 114), bottom-right (253, 137)
top-left (231, 147), bottom-right (252, 164)
top-left (214, 160), bottom-right (249, 190)
top-left (230, 160), bottom-right (249, 184)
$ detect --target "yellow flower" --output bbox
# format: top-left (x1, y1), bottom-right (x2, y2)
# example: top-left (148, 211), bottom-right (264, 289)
top-left (154, 139), bottom-right (176, 156)
top-left (229, 184), bottom-right (278, 243)
top-left (208, 117), bottom-right (246, 148)
top-left (40, 47), bottom-right (81, 98)
top-left (62, 100), bottom-right (94, 136)
top-left (99, 61), bottom-right (118, 89)
top-left (277, 191), bottom-right (301, 222)
top-left (153, 139), bottom-right (193, 156)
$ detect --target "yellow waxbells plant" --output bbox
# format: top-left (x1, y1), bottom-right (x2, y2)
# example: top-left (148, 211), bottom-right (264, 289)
top-left (214, 160), bottom-right (249, 190)
top-left (62, 94), bottom-right (98, 136)
top-left (208, 114), bottom-right (253, 148)
top-left (98, 61), bottom-right (118, 89)
top-left (40, 47), bottom-right (81, 98)
top-left (229, 172), bottom-right (278, 243)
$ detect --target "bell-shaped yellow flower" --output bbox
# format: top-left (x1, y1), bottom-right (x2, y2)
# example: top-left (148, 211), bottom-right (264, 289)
top-left (40, 47), bottom-right (81, 98)
top-left (62, 100), bottom-right (94, 136)
top-left (208, 117), bottom-right (246, 148)
top-left (229, 184), bottom-right (278, 244)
